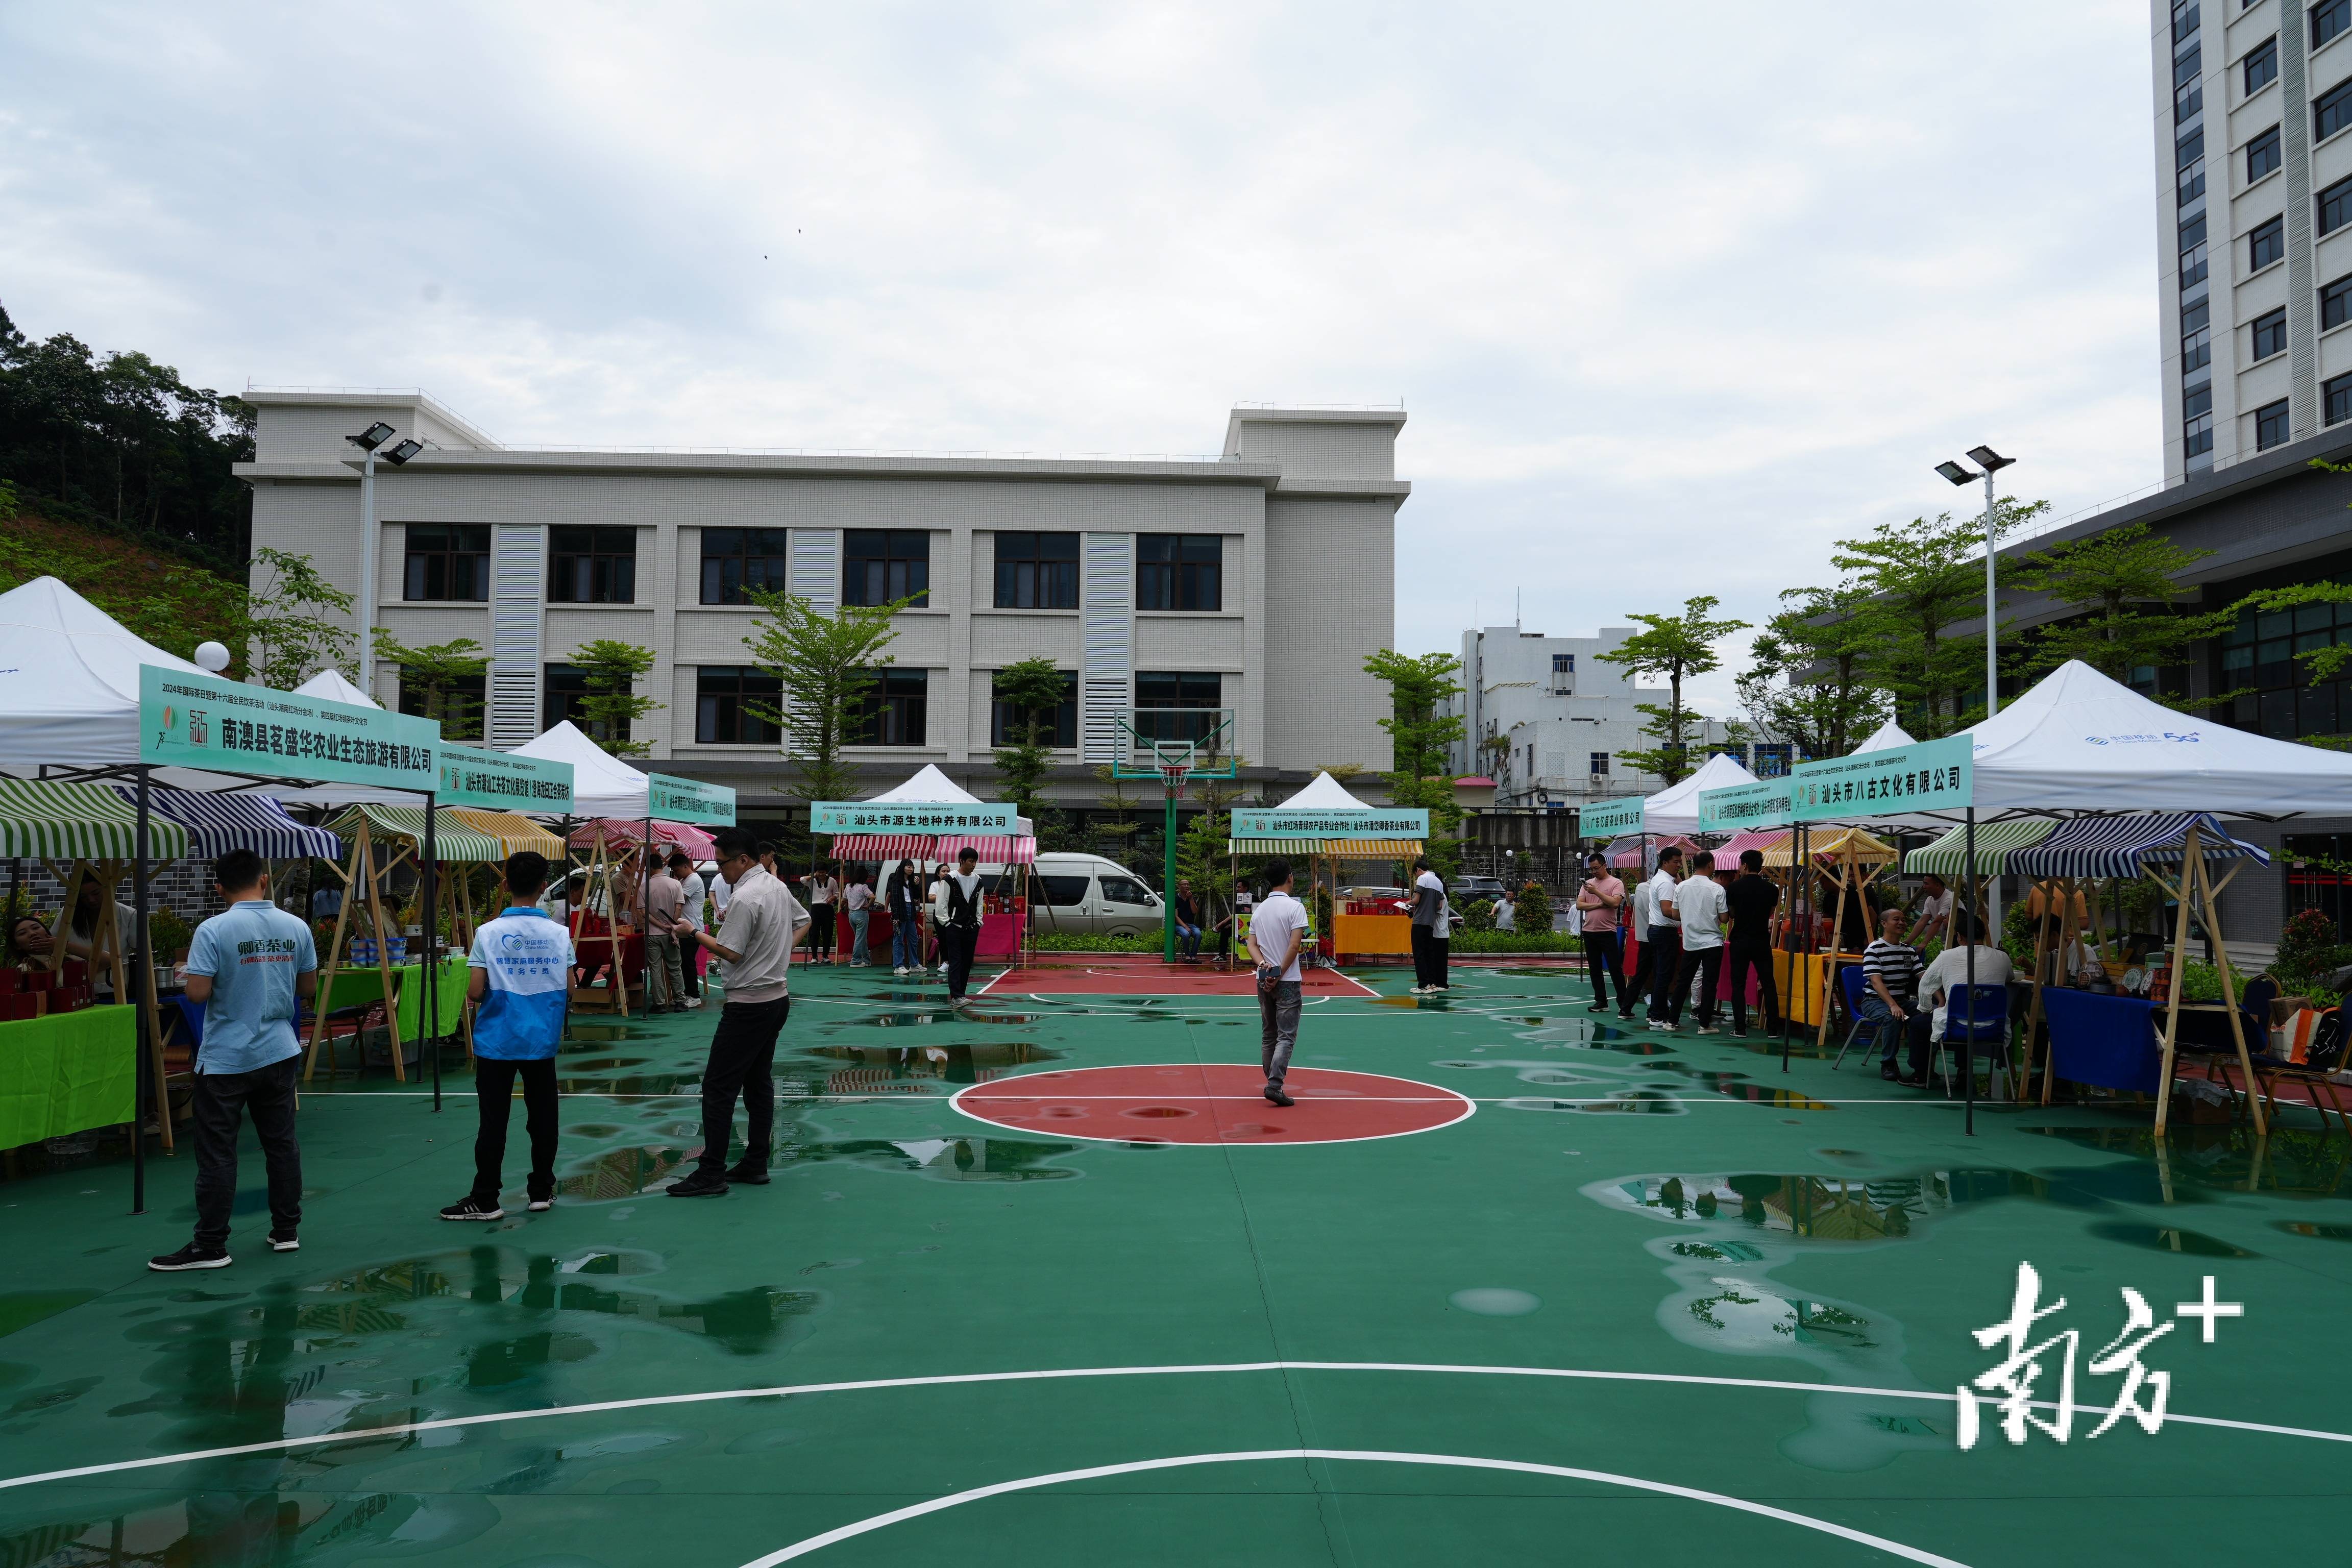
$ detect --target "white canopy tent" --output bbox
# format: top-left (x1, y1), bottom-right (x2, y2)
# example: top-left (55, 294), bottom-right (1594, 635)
top-left (858, 764), bottom-right (1035, 836)
top-left (1853, 719), bottom-right (1915, 753)
top-left (1952, 659), bottom-right (2352, 820)
top-left (1640, 750), bottom-right (1758, 836)
top-left (510, 721), bottom-right (653, 818)
top-left (292, 668), bottom-right (378, 707)
top-left (0, 576), bottom-right (207, 768)
top-left (1276, 771), bottom-right (1379, 812)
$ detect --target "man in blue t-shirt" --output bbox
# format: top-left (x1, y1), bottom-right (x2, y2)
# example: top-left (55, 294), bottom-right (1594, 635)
top-left (442, 850), bottom-right (575, 1221)
top-left (151, 849), bottom-right (318, 1271)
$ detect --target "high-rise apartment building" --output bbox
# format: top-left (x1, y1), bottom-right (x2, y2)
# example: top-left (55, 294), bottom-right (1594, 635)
top-left (2154, 0), bottom-right (2352, 480)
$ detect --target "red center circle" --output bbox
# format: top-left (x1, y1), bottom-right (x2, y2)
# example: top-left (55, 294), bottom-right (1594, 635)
top-left (950, 1064), bottom-right (1475, 1145)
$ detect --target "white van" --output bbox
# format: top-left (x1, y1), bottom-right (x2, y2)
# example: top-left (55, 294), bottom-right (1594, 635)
top-left (995, 852), bottom-right (1163, 938)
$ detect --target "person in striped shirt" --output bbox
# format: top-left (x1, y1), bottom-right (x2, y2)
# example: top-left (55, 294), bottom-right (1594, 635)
top-left (1858, 908), bottom-right (1925, 1082)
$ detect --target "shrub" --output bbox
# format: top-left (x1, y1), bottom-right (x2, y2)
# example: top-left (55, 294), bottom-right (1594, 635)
top-left (1459, 898), bottom-right (1497, 932)
top-left (2274, 909), bottom-right (2343, 993)
top-left (1512, 882), bottom-right (1555, 935)
top-left (1451, 928), bottom-right (1579, 954)
top-left (1033, 932), bottom-right (1161, 954)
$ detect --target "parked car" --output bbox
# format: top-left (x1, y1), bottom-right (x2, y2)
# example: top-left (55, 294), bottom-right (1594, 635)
top-left (1003, 852), bottom-right (1165, 938)
top-left (1457, 875), bottom-right (1508, 902)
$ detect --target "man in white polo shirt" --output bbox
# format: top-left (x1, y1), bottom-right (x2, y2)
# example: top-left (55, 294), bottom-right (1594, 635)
top-left (671, 827), bottom-right (811, 1198)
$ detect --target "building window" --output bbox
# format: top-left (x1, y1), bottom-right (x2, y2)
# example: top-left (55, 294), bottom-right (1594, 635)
top-left (2257, 398), bottom-right (2293, 448)
top-left (699, 527), bottom-right (790, 606)
top-left (1588, 752), bottom-right (1609, 777)
top-left (1752, 742), bottom-right (1794, 778)
top-left (2319, 0), bottom-right (2351, 50)
top-left (990, 670), bottom-right (1078, 747)
top-left (402, 524), bottom-right (489, 602)
top-left (695, 666), bottom-right (782, 745)
top-left (843, 530), bottom-right (930, 607)
top-left (2185, 383), bottom-right (2215, 456)
top-left (848, 669), bottom-right (927, 746)
top-left (1133, 670), bottom-right (1223, 746)
top-left (2249, 125), bottom-right (2284, 181)
top-left (2184, 322), bottom-right (2212, 374)
top-left (547, 526), bottom-right (636, 604)
top-left (2175, 0), bottom-right (2201, 43)
top-left (542, 664), bottom-right (605, 742)
top-left (1136, 534), bottom-right (1223, 611)
top-left (992, 531), bottom-right (1081, 609)
top-left (2285, 831), bottom-right (2352, 938)
top-left (2180, 212), bottom-right (2210, 287)
top-left (397, 671), bottom-right (485, 741)
top-left (2250, 214), bottom-right (2287, 270)
top-left (2246, 35), bottom-right (2278, 93)
top-left (2252, 306), bottom-right (2289, 360)
top-left (2318, 76), bottom-right (2352, 140)
top-left (2326, 273), bottom-right (2352, 330)
top-left (2178, 42), bottom-right (2206, 120)
top-left (2218, 602), bottom-right (2352, 739)
top-left (2329, 371), bottom-right (2352, 424)
top-left (2323, 176), bottom-right (2352, 235)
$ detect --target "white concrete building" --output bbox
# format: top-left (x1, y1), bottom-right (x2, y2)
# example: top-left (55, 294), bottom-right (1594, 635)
top-left (233, 390), bottom-right (1407, 811)
top-left (1445, 625), bottom-right (1750, 808)
top-left (2151, 0), bottom-right (2352, 479)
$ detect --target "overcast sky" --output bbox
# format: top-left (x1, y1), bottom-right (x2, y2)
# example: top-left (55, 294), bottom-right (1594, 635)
top-left (1, 2), bottom-right (2159, 714)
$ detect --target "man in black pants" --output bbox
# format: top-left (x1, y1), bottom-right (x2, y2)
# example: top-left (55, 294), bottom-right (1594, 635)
top-left (1574, 852), bottom-right (1628, 1013)
top-left (668, 827), bottom-right (811, 1198)
top-left (1723, 848), bottom-right (1783, 1038)
top-left (1641, 845), bottom-right (1687, 1026)
top-left (440, 850), bottom-right (574, 1221)
top-left (934, 846), bottom-right (986, 1001)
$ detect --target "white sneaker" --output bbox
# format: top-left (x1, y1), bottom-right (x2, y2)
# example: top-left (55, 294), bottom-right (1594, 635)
top-left (894, 966), bottom-right (908, 977)
top-left (1695, 1026), bottom-right (1721, 1036)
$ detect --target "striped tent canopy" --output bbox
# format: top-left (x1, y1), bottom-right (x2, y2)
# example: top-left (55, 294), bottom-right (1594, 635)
top-left (1226, 838), bottom-right (1424, 859)
top-left (0, 779), bottom-right (188, 860)
top-left (107, 784), bottom-right (341, 861)
top-left (326, 803), bottom-right (506, 863)
top-left (832, 833), bottom-right (1039, 865)
top-left (564, 818), bottom-right (719, 859)
top-left (1903, 818), bottom-right (2057, 878)
top-left (2008, 812), bottom-right (2271, 880)
top-left (1606, 834), bottom-right (1701, 870)
top-left (448, 808), bottom-right (565, 857)
top-left (1714, 828), bottom-right (1790, 862)
top-left (1761, 825), bottom-right (1898, 868)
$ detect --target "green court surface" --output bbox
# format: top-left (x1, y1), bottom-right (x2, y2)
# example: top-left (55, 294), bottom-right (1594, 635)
top-left (3, 959), bottom-right (2348, 1565)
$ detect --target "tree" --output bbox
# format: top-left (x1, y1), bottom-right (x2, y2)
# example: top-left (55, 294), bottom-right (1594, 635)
top-left (1735, 588), bottom-right (1885, 763)
top-left (1594, 596), bottom-right (1749, 781)
top-left (373, 630), bottom-right (488, 739)
top-left (990, 657), bottom-right (1068, 820)
top-left (1830, 498), bottom-right (2045, 736)
top-left (1175, 756), bottom-right (1253, 940)
top-left (571, 639), bottom-right (663, 756)
top-left (1090, 763), bottom-right (1147, 871)
top-left (1364, 648), bottom-right (1468, 876)
top-left (2005, 521), bottom-right (2235, 695)
top-left (243, 547), bottom-right (356, 689)
top-left (742, 589), bottom-right (914, 803)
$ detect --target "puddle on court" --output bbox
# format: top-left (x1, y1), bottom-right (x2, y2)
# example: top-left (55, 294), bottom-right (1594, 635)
top-left (2084, 1222), bottom-right (2258, 1257)
top-left (767, 1134), bottom-right (1081, 1182)
top-left (795, 1041), bottom-right (1063, 1093)
top-left (836, 1008), bottom-right (1043, 1027)
top-left (554, 1070), bottom-right (699, 1097)
top-left (2026, 1124), bottom-right (2352, 1200)
top-left (565, 1025), bottom-right (656, 1044)
top-left (558, 1144), bottom-right (691, 1199)
top-left (2277, 1220), bottom-right (2352, 1240)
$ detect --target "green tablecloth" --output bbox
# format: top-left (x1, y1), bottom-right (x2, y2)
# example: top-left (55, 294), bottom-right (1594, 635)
top-left (0, 1006), bottom-right (135, 1148)
top-left (393, 957), bottom-right (468, 1040)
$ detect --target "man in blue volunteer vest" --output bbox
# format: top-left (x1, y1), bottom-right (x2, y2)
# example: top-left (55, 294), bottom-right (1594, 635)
top-left (150, 849), bottom-right (317, 1271)
top-left (442, 850), bottom-right (575, 1220)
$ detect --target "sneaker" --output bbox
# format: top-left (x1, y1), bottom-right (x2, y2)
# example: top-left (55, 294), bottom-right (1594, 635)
top-left (1648, 1021), bottom-right (1677, 1033)
top-left (1695, 1026), bottom-right (1721, 1037)
top-left (440, 1195), bottom-right (505, 1222)
top-left (1408, 985), bottom-right (1430, 995)
top-left (1879, 1061), bottom-right (1901, 1082)
top-left (666, 1170), bottom-right (729, 1198)
top-left (149, 1243), bottom-right (231, 1271)
top-left (724, 1158), bottom-right (772, 1186)
top-left (894, 966), bottom-right (908, 977)
top-left (1264, 1086), bottom-right (1294, 1107)
top-left (267, 1231), bottom-right (300, 1252)
top-left (1585, 1002), bottom-right (1608, 1013)
top-left (684, 998), bottom-right (704, 1009)
top-left (527, 1196), bottom-right (554, 1212)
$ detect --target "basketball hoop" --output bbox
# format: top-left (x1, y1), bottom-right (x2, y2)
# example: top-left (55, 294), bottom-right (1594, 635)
top-left (1158, 761), bottom-right (1193, 796)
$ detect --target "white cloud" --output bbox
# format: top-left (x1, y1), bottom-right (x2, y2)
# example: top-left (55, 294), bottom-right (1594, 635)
top-left (0, 0), bottom-right (2160, 720)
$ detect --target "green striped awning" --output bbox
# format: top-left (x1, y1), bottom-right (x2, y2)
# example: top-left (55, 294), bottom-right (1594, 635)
top-left (0, 779), bottom-right (189, 860)
top-left (328, 803), bottom-right (507, 863)
top-left (1902, 818), bottom-right (2056, 878)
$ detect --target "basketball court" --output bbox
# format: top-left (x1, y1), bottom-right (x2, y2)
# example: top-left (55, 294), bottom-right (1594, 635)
top-left (1, 954), bottom-right (2344, 1565)
top-left (978, 950), bottom-right (1377, 997)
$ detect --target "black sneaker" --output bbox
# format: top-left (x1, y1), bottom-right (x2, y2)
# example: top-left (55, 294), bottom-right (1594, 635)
top-left (724, 1158), bottom-right (772, 1186)
top-left (1264, 1086), bottom-right (1294, 1107)
top-left (440, 1195), bottom-right (504, 1221)
top-left (1586, 1002), bottom-right (1608, 1012)
top-left (1878, 1061), bottom-right (1901, 1083)
top-left (267, 1231), bottom-right (300, 1252)
top-left (149, 1242), bottom-right (230, 1271)
top-left (666, 1170), bottom-right (729, 1198)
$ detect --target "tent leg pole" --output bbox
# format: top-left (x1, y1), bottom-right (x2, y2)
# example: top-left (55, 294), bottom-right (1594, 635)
top-left (132, 767), bottom-right (152, 1214)
top-left (1963, 809), bottom-right (1977, 1136)
top-left (425, 793), bottom-right (440, 1114)
top-left (2154, 828), bottom-right (2198, 1138)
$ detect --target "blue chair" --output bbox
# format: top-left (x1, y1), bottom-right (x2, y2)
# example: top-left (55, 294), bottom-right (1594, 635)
top-left (1927, 983), bottom-right (2013, 1098)
top-left (1831, 964), bottom-right (1894, 1071)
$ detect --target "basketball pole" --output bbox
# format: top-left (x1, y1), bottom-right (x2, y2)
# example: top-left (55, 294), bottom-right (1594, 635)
top-left (1162, 765), bottom-right (1180, 965)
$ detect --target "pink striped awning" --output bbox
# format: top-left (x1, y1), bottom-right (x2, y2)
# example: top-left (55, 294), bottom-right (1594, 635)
top-left (828, 833), bottom-right (1037, 865)
top-left (565, 818), bottom-right (719, 858)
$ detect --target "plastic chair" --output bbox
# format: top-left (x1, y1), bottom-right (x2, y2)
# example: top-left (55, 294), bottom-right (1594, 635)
top-left (1926, 983), bottom-right (2013, 1098)
top-left (1831, 965), bottom-right (1891, 1071)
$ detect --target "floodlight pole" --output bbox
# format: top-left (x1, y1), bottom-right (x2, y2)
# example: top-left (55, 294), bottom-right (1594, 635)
top-left (1981, 466), bottom-right (1999, 724)
top-left (357, 443), bottom-right (378, 697)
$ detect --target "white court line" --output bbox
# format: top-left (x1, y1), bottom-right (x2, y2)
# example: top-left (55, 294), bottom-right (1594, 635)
top-left (7, 1359), bottom-right (2346, 1494)
top-left (738, 1449), bottom-right (1973, 1566)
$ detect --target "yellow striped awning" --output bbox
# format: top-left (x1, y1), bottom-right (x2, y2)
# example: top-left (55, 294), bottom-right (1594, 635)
top-left (327, 804), bottom-right (507, 863)
top-left (1761, 826), bottom-right (1898, 868)
top-left (1227, 838), bottom-right (1425, 859)
top-left (446, 808), bottom-right (566, 857)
